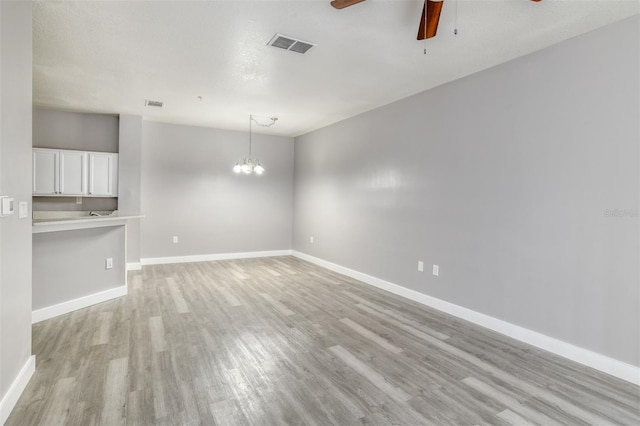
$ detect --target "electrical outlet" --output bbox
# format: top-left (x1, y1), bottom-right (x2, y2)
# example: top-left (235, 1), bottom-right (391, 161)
top-left (418, 261), bottom-right (424, 272)
top-left (310, 236), bottom-right (314, 244)
top-left (105, 258), bottom-right (113, 270)
top-left (76, 197), bottom-right (83, 205)
top-left (433, 264), bottom-right (439, 276)
top-left (172, 236), bottom-right (179, 243)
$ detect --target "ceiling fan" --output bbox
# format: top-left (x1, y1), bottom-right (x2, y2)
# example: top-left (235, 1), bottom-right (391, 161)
top-left (331, 0), bottom-right (542, 40)
top-left (330, 0), bottom-right (446, 40)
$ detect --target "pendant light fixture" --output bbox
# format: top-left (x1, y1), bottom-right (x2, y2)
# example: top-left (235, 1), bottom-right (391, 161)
top-left (233, 115), bottom-right (277, 175)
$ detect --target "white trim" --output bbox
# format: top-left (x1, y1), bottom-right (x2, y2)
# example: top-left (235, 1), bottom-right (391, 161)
top-left (126, 262), bottom-right (142, 271)
top-left (141, 250), bottom-right (292, 266)
top-left (32, 285), bottom-right (128, 324)
top-left (0, 355), bottom-right (36, 425)
top-left (291, 250), bottom-right (640, 386)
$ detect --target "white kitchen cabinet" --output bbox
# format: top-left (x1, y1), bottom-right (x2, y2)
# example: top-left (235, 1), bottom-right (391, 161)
top-left (33, 148), bottom-right (118, 197)
top-left (88, 153), bottom-right (118, 197)
top-left (59, 151), bottom-right (87, 195)
top-left (33, 148), bottom-right (87, 196)
top-left (33, 149), bottom-right (59, 195)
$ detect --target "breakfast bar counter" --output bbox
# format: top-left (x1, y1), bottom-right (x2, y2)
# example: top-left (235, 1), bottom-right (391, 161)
top-left (33, 212), bottom-right (144, 233)
top-left (32, 211), bottom-right (143, 323)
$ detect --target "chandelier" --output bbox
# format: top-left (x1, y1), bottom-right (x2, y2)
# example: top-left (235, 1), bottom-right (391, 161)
top-left (233, 115), bottom-right (277, 175)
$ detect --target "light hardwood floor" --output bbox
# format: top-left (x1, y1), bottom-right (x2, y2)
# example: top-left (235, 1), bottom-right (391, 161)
top-left (7, 256), bottom-right (640, 425)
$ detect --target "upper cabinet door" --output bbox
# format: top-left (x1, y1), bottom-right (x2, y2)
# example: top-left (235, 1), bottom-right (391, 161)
top-left (59, 151), bottom-right (87, 195)
top-left (89, 153), bottom-right (118, 197)
top-left (33, 149), bottom-right (59, 195)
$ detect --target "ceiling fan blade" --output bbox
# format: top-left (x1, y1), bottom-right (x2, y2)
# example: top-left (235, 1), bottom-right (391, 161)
top-left (417, 0), bottom-right (444, 40)
top-left (331, 0), bottom-right (366, 9)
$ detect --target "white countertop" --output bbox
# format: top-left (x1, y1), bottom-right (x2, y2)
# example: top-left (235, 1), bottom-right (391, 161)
top-left (33, 212), bottom-right (144, 233)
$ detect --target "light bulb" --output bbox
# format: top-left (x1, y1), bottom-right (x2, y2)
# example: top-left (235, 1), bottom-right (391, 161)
top-left (233, 162), bottom-right (242, 173)
top-left (246, 159), bottom-right (256, 174)
top-left (254, 163), bottom-right (265, 175)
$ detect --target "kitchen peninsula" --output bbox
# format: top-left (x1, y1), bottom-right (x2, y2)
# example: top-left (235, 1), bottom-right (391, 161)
top-left (32, 212), bottom-right (143, 322)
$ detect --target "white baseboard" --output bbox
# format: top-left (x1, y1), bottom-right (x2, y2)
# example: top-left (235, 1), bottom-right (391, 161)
top-left (141, 249), bottom-right (293, 266)
top-left (127, 262), bottom-right (142, 271)
top-left (32, 285), bottom-right (128, 324)
top-left (0, 355), bottom-right (36, 424)
top-left (291, 250), bottom-right (640, 386)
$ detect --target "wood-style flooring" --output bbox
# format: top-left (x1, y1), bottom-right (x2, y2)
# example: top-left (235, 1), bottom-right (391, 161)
top-left (7, 256), bottom-right (640, 425)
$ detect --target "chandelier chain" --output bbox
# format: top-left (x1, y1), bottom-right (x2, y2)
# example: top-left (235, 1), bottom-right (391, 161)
top-left (251, 116), bottom-right (278, 127)
top-left (234, 114), bottom-right (277, 175)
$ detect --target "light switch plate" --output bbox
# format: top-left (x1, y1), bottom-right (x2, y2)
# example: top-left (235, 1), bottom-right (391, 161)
top-left (18, 201), bottom-right (28, 219)
top-left (433, 264), bottom-right (439, 276)
top-left (0, 196), bottom-right (14, 217)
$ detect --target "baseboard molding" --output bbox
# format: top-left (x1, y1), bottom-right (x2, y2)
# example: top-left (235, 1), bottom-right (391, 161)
top-left (127, 262), bottom-right (142, 271)
top-left (0, 355), bottom-right (36, 425)
top-left (32, 285), bottom-right (128, 324)
top-left (291, 250), bottom-right (640, 386)
top-left (141, 249), bottom-right (293, 266)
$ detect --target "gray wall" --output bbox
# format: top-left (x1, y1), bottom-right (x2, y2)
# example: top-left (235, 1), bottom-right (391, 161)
top-left (33, 226), bottom-right (126, 310)
top-left (33, 197), bottom-right (117, 213)
top-left (141, 121), bottom-right (294, 258)
top-left (118, 115), bottom-right (142, 264)
top-left (33, 107), bottom-right (119, 153)
top-left (32, 108), bottom-right (120, 212)
top-left (293, 16), bottom-right (640, 367)
top-left (0, 0), bottom-right (33, 405)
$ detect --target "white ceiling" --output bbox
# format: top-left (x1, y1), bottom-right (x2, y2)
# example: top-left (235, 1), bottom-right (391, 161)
top-left (33, 0), bottom-right (639, 137)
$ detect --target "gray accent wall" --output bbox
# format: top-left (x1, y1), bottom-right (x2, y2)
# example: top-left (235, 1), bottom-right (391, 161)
top-left (0, 0), bottom-right (33, 405)
top-left (293, 17), bottom-right (640, 367)
top-left (33, 107), bottom-right (119, 153)
top-left (32, 197), bottom-right (117, 213)
top-left (141, 121), bottom-right (294, 258)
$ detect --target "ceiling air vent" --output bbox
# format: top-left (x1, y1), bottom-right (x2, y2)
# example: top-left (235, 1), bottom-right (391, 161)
top-left (145, 99), bottom-right (163, 108)
top-left (268, 34), bottom-right (316, 54)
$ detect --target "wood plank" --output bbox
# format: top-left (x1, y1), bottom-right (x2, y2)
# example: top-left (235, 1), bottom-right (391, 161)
top-left (339, 317), bottom-right (404, 354)
top-left (329, 345), bottom-right (412, 403)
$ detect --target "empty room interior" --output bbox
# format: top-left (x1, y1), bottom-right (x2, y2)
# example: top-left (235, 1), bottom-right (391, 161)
top-left (1, 0), bottom-right (639, 425)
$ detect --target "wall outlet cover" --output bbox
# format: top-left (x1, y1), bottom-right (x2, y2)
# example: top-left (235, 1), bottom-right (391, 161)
top-left (433, 264), bottom-right (439, 276)
top-left (418, 261), bottom-right (424, 272)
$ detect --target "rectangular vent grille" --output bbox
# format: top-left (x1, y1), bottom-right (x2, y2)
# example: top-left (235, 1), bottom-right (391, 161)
top-left (268, 34), bottom-right (316, 54)
top-left (145, 100), bottom-right (163, 108)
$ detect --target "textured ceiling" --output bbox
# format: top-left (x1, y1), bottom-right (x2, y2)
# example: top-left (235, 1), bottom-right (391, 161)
top-left (33, 0), bottom-right (639, 137)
